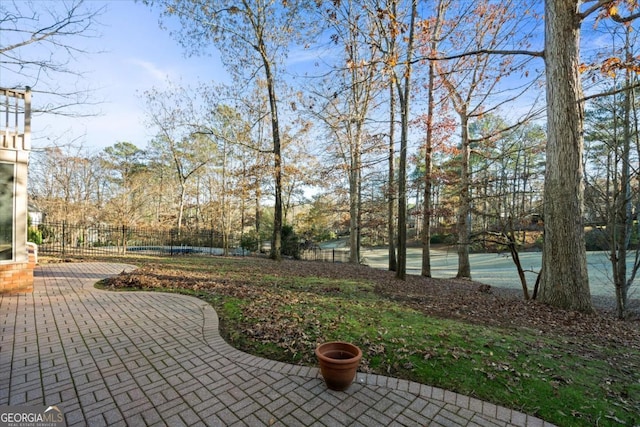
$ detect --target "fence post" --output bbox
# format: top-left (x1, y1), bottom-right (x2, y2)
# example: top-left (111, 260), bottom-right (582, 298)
top-left (121, 225), bottom-right (126, 255)
top-left (62, 221), bottom-right (66, 256)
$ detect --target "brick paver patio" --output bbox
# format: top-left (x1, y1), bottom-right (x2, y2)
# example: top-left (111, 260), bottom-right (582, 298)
top-left (0, 262), bottom-right (555, 426)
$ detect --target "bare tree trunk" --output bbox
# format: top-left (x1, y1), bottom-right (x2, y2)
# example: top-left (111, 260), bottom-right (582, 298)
top-left (349, 130), bottom-right (361, 264)
top-left (388, 81), bottom-right (397, 271)
top-left (262, 51), bottom-right (283, 261)
top-left (507, 217), bottom-right (530, 300)
top-left (156, 170), bottom-right (163, 224)
top-left (255, 184), bottom-right (261, 236)
top-left (539, 0), bottom-right (592, 312)
top-left (421, 0), bottom-right (445, 278)
top-left (397, 108), bottom-right (407, 278)
top-left (177, 180), bottom-right (186, 235)
top-left (456, 113), bottom-right (471, 278)
top-left (221, 138), bottom-right (229, 256)
top-left (614, 36), bottom-right (634, 319)
top-left (395, 0), bottom-right (417, 280)
top-left (357, 159), bottom-right (362, 260)
top-left (632, 84), bottom-right (640, 317)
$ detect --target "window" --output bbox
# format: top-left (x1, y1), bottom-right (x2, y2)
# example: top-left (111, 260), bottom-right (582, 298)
top-left (0, 162), bottom-right (14, 260)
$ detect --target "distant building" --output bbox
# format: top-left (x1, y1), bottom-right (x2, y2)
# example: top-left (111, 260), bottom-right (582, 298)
top-left (28, 202), bottom-right (44, 226)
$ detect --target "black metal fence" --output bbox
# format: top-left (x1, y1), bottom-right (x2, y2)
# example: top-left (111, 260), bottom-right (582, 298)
top-left (33, 222), bottom-right (352, 263)
top-left (34, 222), bottom-right (245, 257)
top-left (299, 247), bottom-right (351, 263)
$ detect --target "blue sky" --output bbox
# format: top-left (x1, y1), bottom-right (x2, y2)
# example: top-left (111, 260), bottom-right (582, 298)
top-left (25, 0), bottom-right (228, 152)
top-left (4, 0), bottom-right (546, 154)
top-left (7, 0), bottom-right (635, 155)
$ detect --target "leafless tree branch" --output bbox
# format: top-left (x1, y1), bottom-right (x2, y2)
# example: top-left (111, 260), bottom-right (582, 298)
top-left (0, 0), bottom-right (103, 116)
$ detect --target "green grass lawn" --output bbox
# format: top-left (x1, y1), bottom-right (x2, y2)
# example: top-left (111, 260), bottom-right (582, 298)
top-left (96, 255), bottom-right (640, 427)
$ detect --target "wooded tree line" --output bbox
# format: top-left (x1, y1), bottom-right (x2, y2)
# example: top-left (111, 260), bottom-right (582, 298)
top-left (5, 0), bottom-right (639, 317)
top-left (28, 112), bottom-right (547, 242)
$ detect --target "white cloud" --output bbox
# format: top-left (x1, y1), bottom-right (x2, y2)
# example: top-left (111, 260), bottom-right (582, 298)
top-left (128, 58), bottom-right (171, 82)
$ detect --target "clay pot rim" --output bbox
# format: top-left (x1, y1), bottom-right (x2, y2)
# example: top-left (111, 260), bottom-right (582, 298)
top-left (315, 341), bottom-right (362, 365)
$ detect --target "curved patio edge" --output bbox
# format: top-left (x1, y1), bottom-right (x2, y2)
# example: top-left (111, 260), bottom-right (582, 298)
top-left (93, 263), bottom-right (553, 427)
top-left (201, 307), bottom-right (552, 427)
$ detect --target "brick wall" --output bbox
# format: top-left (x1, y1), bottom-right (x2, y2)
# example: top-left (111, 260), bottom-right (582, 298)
top-left (0, 243), bottom-right (36, 294)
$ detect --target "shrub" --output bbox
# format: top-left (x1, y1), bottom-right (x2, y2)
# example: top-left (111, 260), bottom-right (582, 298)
top-left (241, 230), bottom-right (260, 252)
top-left (313, 229), bottom-right (336, 243)
top-left (585, 228), bottom-right (609, 251)
top-left (37, 224), bottom-right (54, 241)
top-left (28, 228), bottom-right (42, 245)
top-left (532, 234), bottom-right (544, 250)
top-left (281, 225), bottom-right (301, 259)
top-left (430, 233), bottom-right (445, 244)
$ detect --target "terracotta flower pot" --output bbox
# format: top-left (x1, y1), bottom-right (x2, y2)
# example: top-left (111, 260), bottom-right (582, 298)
top-left (315, 341), bottom-right (362, 391)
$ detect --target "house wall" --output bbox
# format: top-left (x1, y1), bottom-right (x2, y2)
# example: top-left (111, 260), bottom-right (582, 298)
top-left (1, 87), bottom-right (33, 294)
top-left (0, 243), bottom-right (36, 293)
